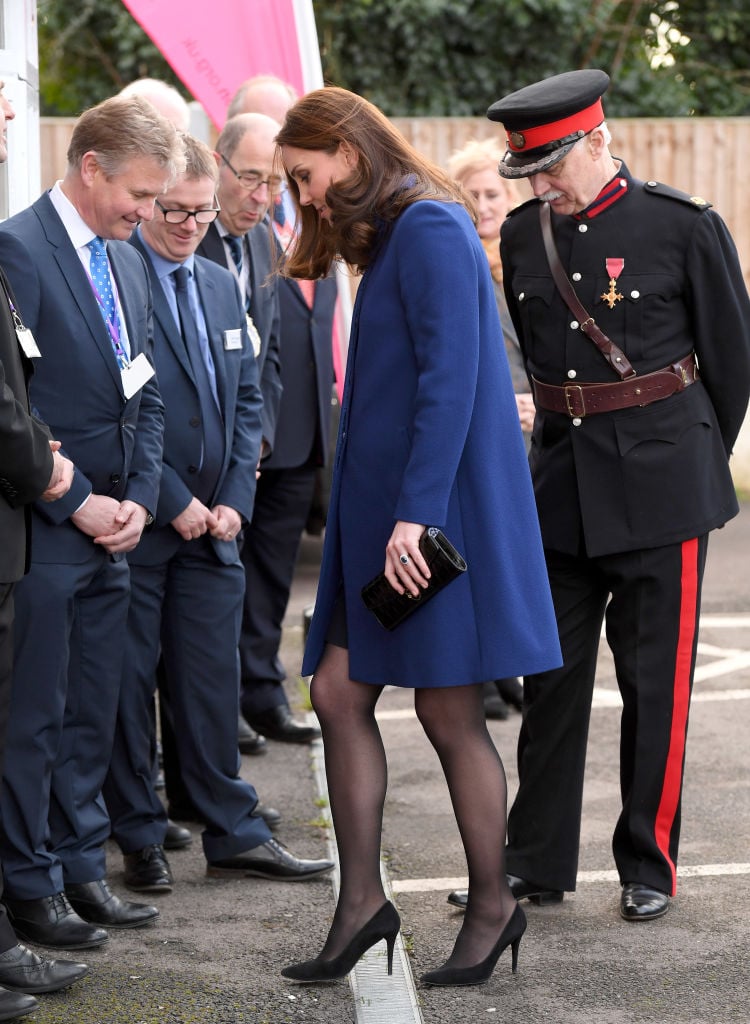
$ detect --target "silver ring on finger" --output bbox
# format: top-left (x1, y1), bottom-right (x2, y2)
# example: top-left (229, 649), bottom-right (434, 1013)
top-left (399, 553), bottom-right (409, 565)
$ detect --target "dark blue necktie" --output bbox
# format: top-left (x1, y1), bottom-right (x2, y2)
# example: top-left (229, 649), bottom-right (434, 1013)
top-left (224, 234), bottom-right (251, 311)
top-left (173, 266), bottom-right (224, 504)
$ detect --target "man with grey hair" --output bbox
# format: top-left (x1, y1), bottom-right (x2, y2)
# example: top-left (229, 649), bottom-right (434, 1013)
top-left (226, 74), bottom-right (297, 124)
top-left (0, 95), bottom-right (182, 950)
top-left (118, 78), bottom-right (191, 132)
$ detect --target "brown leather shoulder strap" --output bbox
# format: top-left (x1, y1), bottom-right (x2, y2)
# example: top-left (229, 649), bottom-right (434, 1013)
top-left (539, 202), bottom-right (635, 380)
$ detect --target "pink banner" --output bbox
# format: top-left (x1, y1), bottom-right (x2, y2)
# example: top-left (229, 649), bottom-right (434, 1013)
top-left (120, 0), bottom-right (322, 129)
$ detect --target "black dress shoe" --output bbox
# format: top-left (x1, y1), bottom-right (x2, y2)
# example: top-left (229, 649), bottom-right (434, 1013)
top-left (254, 803), bottom-right (281, 830)
top-left (0, 987), bottom-right (37, 1021)
top-left (238, 714), bottom-right (267, 755)
top-left (483, 686), bottom-right (510, 720)
top-left (494, 677), bottom-right (524, 711)
top-left (447, 874), bottom-right (564, 910)
top-left (246, 705), bottom-right (321, 744)
top-left (164, 820), bottom-right (192, 850)
top-left (167, 800), bottom-right (281, 830)
top-left (123, 845), bottom-right (173, 894)
top-left (0, 943), bottom-right (87, 993)
top-left (206, 838), bottom-right (334, 881)
top-left (620, 882), bottom-right (670, 921)
top-left (3, 893), bottom-right (108, 950)
top-left (65, 879), bottom-right (158, 929)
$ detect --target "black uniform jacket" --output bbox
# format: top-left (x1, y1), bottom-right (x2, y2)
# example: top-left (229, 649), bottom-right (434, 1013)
top-left (501, 162), bottom-right (750, 557)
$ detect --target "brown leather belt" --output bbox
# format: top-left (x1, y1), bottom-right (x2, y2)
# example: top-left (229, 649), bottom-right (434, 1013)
top-left (532, 353), bottom-right (699, 419)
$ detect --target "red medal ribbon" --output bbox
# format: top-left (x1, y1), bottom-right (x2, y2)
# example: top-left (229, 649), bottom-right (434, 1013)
top-left (605, 258), bottom-right (624, 279)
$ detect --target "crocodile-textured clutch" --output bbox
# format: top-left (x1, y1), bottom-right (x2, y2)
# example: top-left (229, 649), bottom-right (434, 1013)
top-left (361, 527), bottom-right (467, 631)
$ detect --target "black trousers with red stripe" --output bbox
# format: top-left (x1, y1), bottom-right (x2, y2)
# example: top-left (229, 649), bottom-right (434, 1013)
top-left (505, 535), bottom-right (708, 896)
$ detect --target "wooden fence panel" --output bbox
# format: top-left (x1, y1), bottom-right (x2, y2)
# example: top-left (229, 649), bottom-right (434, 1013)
top-left (38, 115), bottom-right (750, 290)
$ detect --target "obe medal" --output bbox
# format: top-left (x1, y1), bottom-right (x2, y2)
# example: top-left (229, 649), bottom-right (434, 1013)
top-left (601, 258), bottom-right (624, 309)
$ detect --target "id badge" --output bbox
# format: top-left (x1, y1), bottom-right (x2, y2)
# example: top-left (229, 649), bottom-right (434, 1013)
top-left (16, 326), bottom-right (42, 359)
top-left (246, 315), bottom-right (261, 358)
top-left (121, 352), bottom-right (155, 399)
top-left (224, 328), bottom-right (242, 351)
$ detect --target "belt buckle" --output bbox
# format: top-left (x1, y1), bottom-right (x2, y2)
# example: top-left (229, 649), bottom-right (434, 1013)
top-left (564, 384), bottom-right (585, 418)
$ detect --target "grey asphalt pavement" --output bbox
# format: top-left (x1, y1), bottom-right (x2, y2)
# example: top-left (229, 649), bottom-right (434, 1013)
top-left (21, 506), bottom-right (750, 1023)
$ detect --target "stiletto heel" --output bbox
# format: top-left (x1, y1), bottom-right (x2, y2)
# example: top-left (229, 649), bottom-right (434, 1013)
top-left (420, 903), bottom-right (527, 988)
top-left (281, 901), bottom-right (400, 983)
top-left (386, 929), bottom-right (396, 975)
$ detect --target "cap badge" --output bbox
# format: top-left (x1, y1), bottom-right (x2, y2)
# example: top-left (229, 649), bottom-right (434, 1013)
top-left (600, 258), bottom-right (624, 309)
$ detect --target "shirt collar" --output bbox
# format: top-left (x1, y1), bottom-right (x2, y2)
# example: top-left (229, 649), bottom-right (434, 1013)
top-left (48, 181), bottom-right (100, 251)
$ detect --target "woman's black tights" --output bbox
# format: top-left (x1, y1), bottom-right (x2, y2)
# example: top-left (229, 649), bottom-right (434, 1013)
top-left (309, 643), bottom-right (516, 968)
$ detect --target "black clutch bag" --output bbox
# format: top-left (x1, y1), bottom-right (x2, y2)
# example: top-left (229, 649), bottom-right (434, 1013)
top-left (361, 527), bottom-right (467, 631)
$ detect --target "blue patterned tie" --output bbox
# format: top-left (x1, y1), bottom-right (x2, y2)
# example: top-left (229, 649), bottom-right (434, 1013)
top-left (88, 236), bottom-right (115, 321)
top-left (88, 236), bottom-right (125, 365)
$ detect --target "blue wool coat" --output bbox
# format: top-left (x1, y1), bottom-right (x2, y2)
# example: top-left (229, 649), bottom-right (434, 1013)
top-left (302, 200), bottom-right (561, 687)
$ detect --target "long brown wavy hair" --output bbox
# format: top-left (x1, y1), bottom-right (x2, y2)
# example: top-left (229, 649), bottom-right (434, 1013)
top-left (275, 86), bottom-right (469, 278)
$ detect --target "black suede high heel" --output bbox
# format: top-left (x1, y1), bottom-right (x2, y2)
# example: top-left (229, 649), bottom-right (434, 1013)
top-left (281, 901), bottom-right (401, 983)
top-left (420, 903), bottom-right (527, 987)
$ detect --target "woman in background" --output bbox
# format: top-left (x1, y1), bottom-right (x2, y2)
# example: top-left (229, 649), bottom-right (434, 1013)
top-left (275, 86), bottom-right (561, 988)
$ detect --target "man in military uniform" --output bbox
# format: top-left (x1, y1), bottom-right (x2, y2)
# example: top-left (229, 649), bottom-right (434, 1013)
top-left (450, 69), bottom-right (750, 921)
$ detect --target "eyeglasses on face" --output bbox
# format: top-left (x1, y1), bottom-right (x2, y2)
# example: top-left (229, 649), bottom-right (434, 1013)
top-left (155, 199), bottom-right (221, 224)
top-left (219, 153), bottom-right (283, 195)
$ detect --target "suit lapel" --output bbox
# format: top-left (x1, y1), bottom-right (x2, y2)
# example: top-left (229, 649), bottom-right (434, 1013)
top-left (38, 196), bottom-right (123, 394)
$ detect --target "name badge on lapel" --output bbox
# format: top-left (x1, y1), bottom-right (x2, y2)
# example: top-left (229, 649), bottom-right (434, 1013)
top-left (121, 352), bottom-right (155, 399)
top-left (224, 328), bottom-right (243, 351)
top-left (245, 315), bottom-right (261, 358)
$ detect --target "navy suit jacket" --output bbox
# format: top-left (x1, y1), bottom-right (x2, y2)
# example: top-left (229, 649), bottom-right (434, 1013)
top-left (266, 274), bottom-right (337, 470)
top-left (128, 236), bottom-right (264, 567)
top-left (0, 192), bottom-right (164, 564)
top-left (197, 220), bottom-right (282, 452)
top-left (0, 268), bottom-right (53, 581)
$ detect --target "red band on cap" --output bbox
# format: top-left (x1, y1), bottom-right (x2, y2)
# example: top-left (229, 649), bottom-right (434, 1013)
top-left (507, 99), bottom-right (604, 152)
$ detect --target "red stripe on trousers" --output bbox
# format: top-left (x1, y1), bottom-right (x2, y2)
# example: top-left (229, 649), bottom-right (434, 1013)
top-left (653, 537), bottom-right (699, 894)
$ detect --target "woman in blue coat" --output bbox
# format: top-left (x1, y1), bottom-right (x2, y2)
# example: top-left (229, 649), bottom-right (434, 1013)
top-left (276, 87), bottom-right (561, 988)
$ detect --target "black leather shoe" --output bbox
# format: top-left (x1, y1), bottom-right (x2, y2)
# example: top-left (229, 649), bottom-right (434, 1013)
top-left (620, 882), bottom-right (670, 921)
top-left (483, 689), bottom-right (510, 720)
top-left (238, 714), bottom-right (267, 755)
top-left (254, 803), bottom-right (281, 830)
top-left (164, 820), bottom-right (192, 850)
top-left (167, 800), bottom-right (281, 830)
top-left (66, 879), bottom-right (158, 929)
top-left (494, 677), bottom-right (524, 711)
top-left (0, 943), bottom-right (88, 993)
top-left (4, 893), bottom-right (108, 950)
top-left (246, 705), bottom-right (321, 744)
top-left (206, 838), bottom-right (334, 881)
top-left (123, 845), bottom-right (173, 894)
top-left (0, 987), bottom-right (37, 1021)
top-left (447, 874), bottom-right (564, 910)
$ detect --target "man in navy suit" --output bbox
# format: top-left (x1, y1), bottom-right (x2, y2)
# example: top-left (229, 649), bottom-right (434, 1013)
top-left (103, 134), bottom-right (333, 890)
top-left (196, 112), bottom-right (324, 747)
top-left (0, 95), bottom-right (182, 950)
top-left (0, 79), bottom-right (89, 1019)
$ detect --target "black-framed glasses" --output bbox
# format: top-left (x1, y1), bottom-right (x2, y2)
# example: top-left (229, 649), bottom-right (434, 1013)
top-left (219, 153), bottom-right (283, 195)
top-left (155, 199), bottom-right (221, 224)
